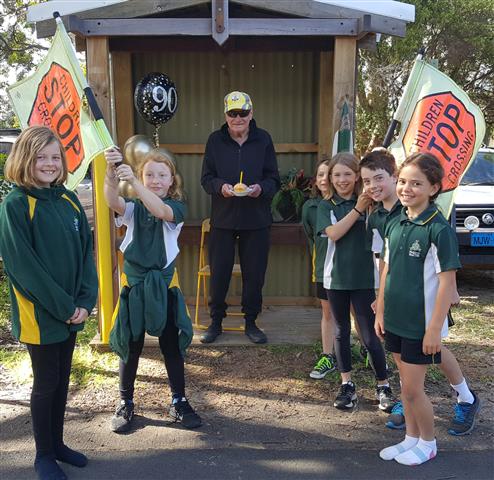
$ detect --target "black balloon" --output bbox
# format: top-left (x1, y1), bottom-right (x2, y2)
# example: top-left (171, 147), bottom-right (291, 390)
top-left (134, 72), bottom-right (178, 126)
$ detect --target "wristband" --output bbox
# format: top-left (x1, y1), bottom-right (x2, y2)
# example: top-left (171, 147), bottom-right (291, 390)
top-left (353, 207), bottom-right (363, 216)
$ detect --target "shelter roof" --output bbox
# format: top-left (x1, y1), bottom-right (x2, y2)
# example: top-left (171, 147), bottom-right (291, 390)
top-left (28, 0), bottom-right (415, 42)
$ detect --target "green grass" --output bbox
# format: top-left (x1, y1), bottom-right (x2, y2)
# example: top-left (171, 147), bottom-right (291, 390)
top-left (448, 295), bottom-right (494, 344)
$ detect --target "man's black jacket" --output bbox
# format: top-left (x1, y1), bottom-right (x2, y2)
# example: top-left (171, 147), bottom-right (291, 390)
top-left (201, 119), bottom-right (280, 230)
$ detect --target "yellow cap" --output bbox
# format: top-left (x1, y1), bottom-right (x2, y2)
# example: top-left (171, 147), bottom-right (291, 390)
top-left (224, 91), bottom-right (252, 113)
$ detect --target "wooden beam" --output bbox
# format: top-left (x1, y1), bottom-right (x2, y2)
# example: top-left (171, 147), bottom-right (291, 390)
top-left (212, 0), bottom-right (229, 46)
top-left (178, 222), bottom-right (307, 246)
top-left (35, 0), bottom-right (206, 38)
top-left (112, 51), bottom-right (134, 146)
top-left (318, 50), bottom-right (333, 160)
top-left (53, 17), bottom-right (360, 37)
top-left (110, 36), bottom-right (334, 53)
top-left (240, 0), bottom-right (410, 37)
top-left (86, 37), bottom-right (112, 126)
top-left (86, 36), bottom-right (119, 318)
top-left (332, 37), bottom-right (357, 154)
top-left (160, 143), bottom-right (319, 155)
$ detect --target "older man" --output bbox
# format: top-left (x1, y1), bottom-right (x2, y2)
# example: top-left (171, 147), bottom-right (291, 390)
top-left (200, 91), bottom-right (280, 344)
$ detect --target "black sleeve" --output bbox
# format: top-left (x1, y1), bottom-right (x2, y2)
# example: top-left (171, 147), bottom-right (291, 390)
top-left (201, 135), bottom-right (226, 195)
top-left (259, 133), bottom-right (280, 199)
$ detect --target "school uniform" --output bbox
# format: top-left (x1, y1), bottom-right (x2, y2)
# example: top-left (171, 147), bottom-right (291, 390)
top-left (316, 195), bottom-right (387, 379)
top-left (301, 197), bottom-right (327, 299)
top-left (367, 199), bottom-right (402, 257)
top-left (109, 198), bottom-right (192, 400)
top-left (0, 185), bottom-right (98, 457)
top-left (382, 203), bottom-right (461, 364)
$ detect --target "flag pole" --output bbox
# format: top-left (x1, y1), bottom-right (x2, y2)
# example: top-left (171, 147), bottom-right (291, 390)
top-left (52, 11), bottom-right (116, 344)
top-left (383, 47), bottom-right (425, 148)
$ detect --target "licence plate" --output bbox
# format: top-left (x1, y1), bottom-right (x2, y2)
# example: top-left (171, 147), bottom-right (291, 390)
top-left (471, 232), bottom-right (494, 247)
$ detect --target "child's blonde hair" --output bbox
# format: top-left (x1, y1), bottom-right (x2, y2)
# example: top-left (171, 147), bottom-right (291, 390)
top-left (325, 152), bottom-right (362, 200)
top-left (138, 149), bottom-right (184, 201)
top-left (5, 126), bottom-right (68, 188)
top-left (310, 155), bottom-right (330, 198)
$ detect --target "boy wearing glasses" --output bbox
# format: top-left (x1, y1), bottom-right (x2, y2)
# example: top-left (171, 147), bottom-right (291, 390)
top-left (200, 91), bottom-right (280, 344)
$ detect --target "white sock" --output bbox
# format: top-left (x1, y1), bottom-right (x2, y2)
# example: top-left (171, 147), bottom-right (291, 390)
top-left (379, 435), bottom-right (418, 461)
top-left (451, 379), bottom-right (474, 404)
top-left (394, 438), bottom-right (437, 466)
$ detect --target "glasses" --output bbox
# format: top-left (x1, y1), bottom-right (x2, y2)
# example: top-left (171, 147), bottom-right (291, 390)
top-left (226, 110), bottom-right (250, 118)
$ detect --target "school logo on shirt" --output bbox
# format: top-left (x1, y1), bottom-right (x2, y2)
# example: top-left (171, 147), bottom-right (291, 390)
top-left (409, 239), bottom-right (422, 257)
top-left (73, 217), bottom-right (79, 232)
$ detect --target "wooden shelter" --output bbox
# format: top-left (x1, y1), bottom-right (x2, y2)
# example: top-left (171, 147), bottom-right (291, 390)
top-left (28, 1), bottom-right (414, 322)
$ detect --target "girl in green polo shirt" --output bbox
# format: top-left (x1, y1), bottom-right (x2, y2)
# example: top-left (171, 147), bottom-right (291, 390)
top-left (302, 158), bottom-right (337, 379)
top-left (104, 147), bottom-right (201, 434)
top-left (316, 153), bottom-right (394, 413)
top-left (376, 153), bottom-right (466, 466)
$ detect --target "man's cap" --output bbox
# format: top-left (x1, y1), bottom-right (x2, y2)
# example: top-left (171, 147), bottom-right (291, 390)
top-left (224, 91), bottom-right (252, 113)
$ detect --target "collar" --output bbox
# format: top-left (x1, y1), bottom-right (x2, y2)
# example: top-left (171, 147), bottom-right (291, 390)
top-left (330, 193), bottom-right (357, 206)
top-left (375, 199), bottom-right (401, 215)
top-left (18, 184), bottom-right (67, 200)
top-left (400, 203), bottom-right (439, 225)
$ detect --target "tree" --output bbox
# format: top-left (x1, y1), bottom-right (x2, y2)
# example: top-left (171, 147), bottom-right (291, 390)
top-left (0, 0), bottom-right (48, 127)
top-left (356, 0), bottom-right (494, 155)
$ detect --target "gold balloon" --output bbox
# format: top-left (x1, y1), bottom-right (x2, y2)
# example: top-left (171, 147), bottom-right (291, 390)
top-left (122, 135), bottom-right (154, 169)
top-left (118, 181), bottom-right (137, 199)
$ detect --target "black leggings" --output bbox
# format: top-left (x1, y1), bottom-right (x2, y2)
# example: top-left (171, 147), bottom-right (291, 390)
top-left (26, 332), bottom-right (77, 456)
top-left (327, 289), bottom-right (387, 381)
top-left (119, 317), bottom-right (185, 401)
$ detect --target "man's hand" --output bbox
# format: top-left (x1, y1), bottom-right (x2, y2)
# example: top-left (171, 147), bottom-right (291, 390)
top-left (248, 184), bottom-right (262, 198)
top-left (221, 183), bottom-right (235, 197)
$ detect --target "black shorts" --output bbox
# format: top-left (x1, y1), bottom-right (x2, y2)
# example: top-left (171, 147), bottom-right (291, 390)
top-left (315, 282), bottom-right (327, 301)
top-left (385, 330), bottom-right (441, 365)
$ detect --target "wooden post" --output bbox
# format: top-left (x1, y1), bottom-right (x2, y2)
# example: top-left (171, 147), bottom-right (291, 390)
top-left (112, 51), bottom-right (135, 145)
top-left (332, 37), bottom-right (357, 153)
top-left (318, 50), bottom-right (333, 159)
top-left (86, 37), bottom-right (119, 343)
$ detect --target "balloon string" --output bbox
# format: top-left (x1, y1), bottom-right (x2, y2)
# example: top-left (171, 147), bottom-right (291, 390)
top-left (153, 125), bottom-right (162, 148)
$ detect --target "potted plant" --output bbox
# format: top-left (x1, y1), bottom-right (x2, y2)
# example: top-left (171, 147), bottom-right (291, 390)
top-left (271, 167), bottom-right (311, 222)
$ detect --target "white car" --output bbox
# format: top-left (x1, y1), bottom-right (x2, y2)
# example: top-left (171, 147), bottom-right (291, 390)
top-left (452, 147), bottom-right (494, 268)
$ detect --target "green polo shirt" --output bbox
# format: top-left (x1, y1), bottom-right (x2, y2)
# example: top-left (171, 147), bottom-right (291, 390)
top-left (316, 194), bottom-right (375, 290)
top-left (302, 197), bottom-right (327, 282)
top-left (383, 203), bottom-right (461, 340)
top-left (367, 200), bottom-right (402, 255)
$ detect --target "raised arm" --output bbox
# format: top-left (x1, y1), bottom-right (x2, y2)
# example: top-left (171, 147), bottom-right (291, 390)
top-left (325, 192), bottom-right (372, 241)
top-left (103, 148), bottom-right (126, 216)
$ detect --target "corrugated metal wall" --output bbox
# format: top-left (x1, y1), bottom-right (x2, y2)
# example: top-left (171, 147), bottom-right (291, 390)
top-left (132, 49), bottom-right (319, 298)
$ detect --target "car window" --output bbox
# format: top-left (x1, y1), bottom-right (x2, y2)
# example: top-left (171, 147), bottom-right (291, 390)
top-left (461, 151), bottom-right (494, 186)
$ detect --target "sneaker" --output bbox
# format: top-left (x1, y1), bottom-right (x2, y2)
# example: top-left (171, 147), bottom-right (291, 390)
top-left (448, 391), bottom-right (481, 436)
top-left (245, 324), bottom-right (267, 344)
top-left (169, 398), bottom-right (202, 429)
top-left (310, 354), bottom-right (336, 379)
top-left (376, 385), bottom-right (395, 412)
top-left (111, 399), bottom-right (134, 433)
top-left (386, 401), bottom-right (406, 430)
top-left (334, 382), bottom-right (357, 410)
top-left (200, 324), bottom-right (222, 344)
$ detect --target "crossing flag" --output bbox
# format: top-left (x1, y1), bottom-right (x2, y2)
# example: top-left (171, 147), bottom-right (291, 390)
top-left (388, 57), bottom-right (486, 217)
top-left (7, 17), bottom-right (113, 190)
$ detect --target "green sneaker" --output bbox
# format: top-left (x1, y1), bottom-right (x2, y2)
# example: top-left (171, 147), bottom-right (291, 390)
top-left (309, 354), bottom-right (336, 379)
